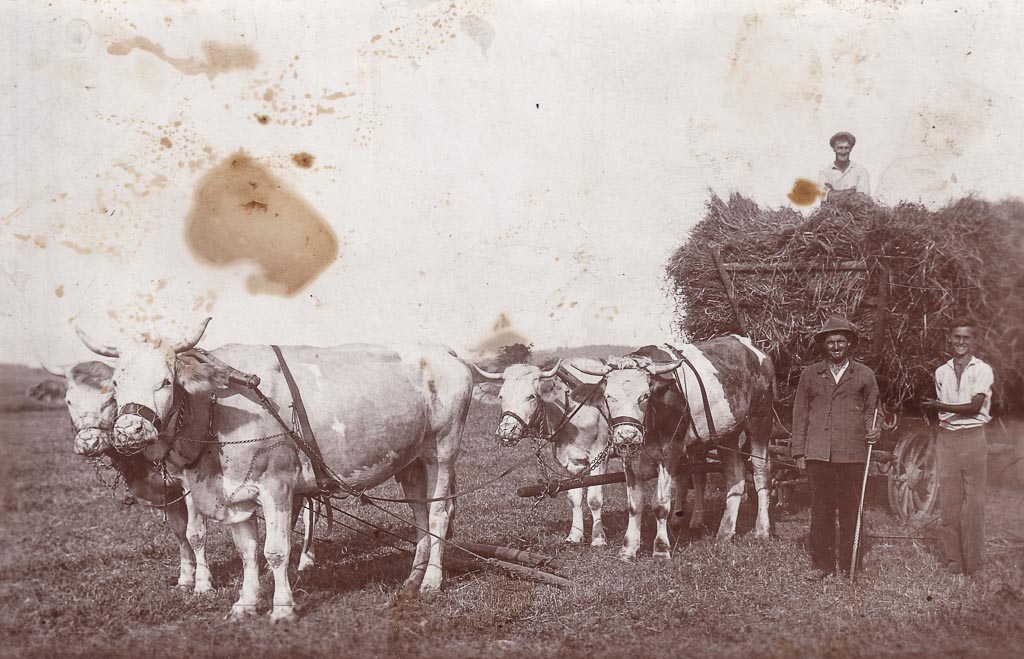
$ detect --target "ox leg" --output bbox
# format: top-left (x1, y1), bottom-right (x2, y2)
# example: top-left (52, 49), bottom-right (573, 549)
top-left (749, 438), bottom-right (772, 539)
top-left (620, 460), bottom-right (644, 560)
top-left (717, 443), bottom-right (746, 541)
top-left (260, 491), bottom-right (297, 623)
top-left (396, 460), bottom-right (431, 592)
top-left (291, 496), bottom-right (316, 572)
top-left (183, 496), bottom-right (213, 593)
top-left (588, 459), bottom-right (607, 547)
top-left (652, 464), bottom-right (673, 559)
top-left (164, 497), bottom-right (197, 590)
top-left (565, 479), bottom-right (586, 544)
top-left (421, 459), bottom-right (456, 591)
top-left (227, 517), bottom-right (261, 619)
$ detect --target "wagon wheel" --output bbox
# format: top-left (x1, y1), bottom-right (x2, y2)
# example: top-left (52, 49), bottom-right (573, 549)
top-left (887, 428), bottom-right (939, 520)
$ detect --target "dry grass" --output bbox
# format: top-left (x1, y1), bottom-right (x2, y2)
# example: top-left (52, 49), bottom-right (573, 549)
top-left (665, 193), bottom-right (1024, 409)
top-left (2, 364), bottom-right (1023, 658)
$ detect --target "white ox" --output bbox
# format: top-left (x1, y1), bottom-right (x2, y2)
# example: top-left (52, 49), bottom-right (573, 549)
top-left (51, 360), bottom-right (213, 592)
top-left (76, 318), bottom-right (473, 622)
top-left (577, 337), bottom-right (775, 560)
top-left (474, 362), bottom-right (611, 546)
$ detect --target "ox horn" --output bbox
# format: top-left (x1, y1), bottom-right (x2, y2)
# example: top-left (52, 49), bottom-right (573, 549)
top-left (647, 359), bottom-right (683, 376)
top-left (472, 364), bottom-right (504, 381)
top-left (572, 363), bottom-right (610, 377)
top-left (172, 317), bottom-right (212, 354)
top-left (75, 326), bottom-right (119, 358)
top-left (540, 359), bottom-right (562, 379)
top-left (39, 360), bottom-right (67, 378)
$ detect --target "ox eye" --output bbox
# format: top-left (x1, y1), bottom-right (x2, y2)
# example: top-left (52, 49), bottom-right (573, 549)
top-left (159, 378), bottom-right (173, 389)
top-left (639, 393), bottom-right (650, 403)
top-left (527, 394), bottom-right (537, 401)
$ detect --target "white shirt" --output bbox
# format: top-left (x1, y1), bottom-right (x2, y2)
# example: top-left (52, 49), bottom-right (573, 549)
top-left (935, 356), bottom-right (994, 430)
top-left (829, 360), bottom-right (849, 383)
top-left (819, 161), bottom-right (871, 196)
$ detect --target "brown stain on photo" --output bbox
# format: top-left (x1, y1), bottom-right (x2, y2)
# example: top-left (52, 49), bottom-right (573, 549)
top-left (291, 152), bottom-right (315, 168)
top-left (256, 114), bottom-right (270, 124)
top-left (469, 313), bottom-right (530, 357)
top-left (55, 285), bottom-right (64, 298)
top-left (184, 151), bottom-right (339, 296)
top-left (788, 178), bottom-right (820, 205)
top-left (106, 37), bottom-right (258, 81)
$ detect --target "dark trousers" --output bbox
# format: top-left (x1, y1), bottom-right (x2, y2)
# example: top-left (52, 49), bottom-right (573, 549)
top-left (936, 426), bottom-right (987, 575)
top-left (806, 460), bottom-right (867, 573)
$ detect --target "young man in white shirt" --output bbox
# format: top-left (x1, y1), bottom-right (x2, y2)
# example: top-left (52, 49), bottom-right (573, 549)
top-left (818, 131), bottom-right (871, 201)
top-left (921, 318), bottom-right (994, 576)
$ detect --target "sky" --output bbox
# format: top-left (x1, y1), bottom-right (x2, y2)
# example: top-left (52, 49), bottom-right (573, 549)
top-left (2, 0), bottom-right (1023, 366)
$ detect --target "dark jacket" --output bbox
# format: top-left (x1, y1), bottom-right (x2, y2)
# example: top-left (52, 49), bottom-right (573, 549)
top-left (791, 359), bottom-right (879, 463)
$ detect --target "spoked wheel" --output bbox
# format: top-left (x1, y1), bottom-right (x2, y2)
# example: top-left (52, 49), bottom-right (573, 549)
top-left (887, 428), bottom-right (939, 520)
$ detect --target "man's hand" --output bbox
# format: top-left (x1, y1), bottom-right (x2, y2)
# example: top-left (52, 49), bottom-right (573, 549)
top-left (919, 397), bottom-right (939, 410)
top-left (795, 456), bottom-right (806, 471)
top-left (866, 427), bottom-right (881, 445)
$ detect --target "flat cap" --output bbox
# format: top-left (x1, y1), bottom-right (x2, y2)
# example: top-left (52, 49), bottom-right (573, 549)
top-left (829, 131), bottom-right (856, 148)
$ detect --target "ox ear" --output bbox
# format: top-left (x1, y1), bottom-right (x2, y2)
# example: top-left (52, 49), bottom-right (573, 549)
top-left (176, 353), bottom-right (229, 394)
top-left (473, 383), bottom-right (501, 405)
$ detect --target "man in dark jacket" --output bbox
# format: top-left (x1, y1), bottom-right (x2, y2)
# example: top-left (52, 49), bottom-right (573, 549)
top-left (791, 316), bottom-right (881, 579)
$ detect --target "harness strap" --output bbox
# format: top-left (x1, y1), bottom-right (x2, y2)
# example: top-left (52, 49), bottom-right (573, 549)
top-left (119, 402), bottom-right (163, 431)
top-left (271, 345), bottom-right (339, 493)
top-left (664, 344), bottom-right (720, 447)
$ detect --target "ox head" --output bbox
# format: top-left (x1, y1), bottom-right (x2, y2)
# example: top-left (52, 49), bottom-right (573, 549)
top-left (42, 361), bottom-right (117, 457)
top-left (473, 361), bottom-right (560, 446)
top-left (76, 318), bottom-right (217, 454)
top-left (575, 355), bottom-right (681, 458)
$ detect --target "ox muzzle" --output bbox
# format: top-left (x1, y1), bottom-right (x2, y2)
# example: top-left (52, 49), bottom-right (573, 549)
top-left (608, 415), bottom-right (647, 460)
top-left (111, 402), bottom-right (164, 455)
top-left (494, 405), bottom-right (546, 447)
top-left (71, 416), bottom-right (113, 457)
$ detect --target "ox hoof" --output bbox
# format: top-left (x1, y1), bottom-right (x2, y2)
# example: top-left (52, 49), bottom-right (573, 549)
top-left (419, 581), bottom-right (442, 594)
top-left (270, 607), bottom-right (299, 624)
top-left (194, 582), bottom-right (214, 595)
top-left (590, 537), bottom-right (608, 548)
top-left (564, 535), bottom-right (584, 545)
top-left (652, 550), bottom-right (672, 560)
top-left (617, 550), bottom-right (638, 562)
top-left (175, 581), bottom-right (194, 591)
top-left (226, 605), bottom-right (259, 621)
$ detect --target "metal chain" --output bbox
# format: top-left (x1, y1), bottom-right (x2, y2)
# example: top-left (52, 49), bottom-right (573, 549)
top-left (174, 430), bottom-right (294, 445)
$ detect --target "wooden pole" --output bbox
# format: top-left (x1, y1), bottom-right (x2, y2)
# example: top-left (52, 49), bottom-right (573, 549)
top-left (712, 247), bottom-right (749, 335)
top-left (871, 264), bottom-right (890, 368)
top-left (458, 542), bottom-right (565, 571)
top-left (487, 558), bottom-right (572, 588)
top-left (720, 260), bottom-right (868, 273)
top-left (516, 462), bottom-right (723, 498)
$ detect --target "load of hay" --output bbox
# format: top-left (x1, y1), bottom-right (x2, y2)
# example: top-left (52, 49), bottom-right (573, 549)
top-left (666, 193), bottom-right (1024, 410)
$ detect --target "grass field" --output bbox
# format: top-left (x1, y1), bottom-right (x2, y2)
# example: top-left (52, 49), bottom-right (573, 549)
top-left (2, 365), bottom-right (1023, 658)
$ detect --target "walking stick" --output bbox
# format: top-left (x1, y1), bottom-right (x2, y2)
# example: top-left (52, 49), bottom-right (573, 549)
top-left (850, 409), bottom-right (878, 581)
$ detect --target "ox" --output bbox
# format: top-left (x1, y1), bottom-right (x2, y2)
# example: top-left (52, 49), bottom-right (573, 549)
top-left (577, 337), bottom-right (774, 560)
top-left (77, 318), bottom-right (473, 622)
top-left (473, 361), bottom-right (611, 546)
top-left (50, 360), bottom-right (213, 593)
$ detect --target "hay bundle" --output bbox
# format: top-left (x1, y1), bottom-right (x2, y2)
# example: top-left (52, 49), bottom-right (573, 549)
top-left (666, 193), bottom-right (1024, 409)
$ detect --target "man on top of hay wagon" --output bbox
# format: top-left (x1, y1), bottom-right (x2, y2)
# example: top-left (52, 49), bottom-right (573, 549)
top-left (920, 318), bottom-right (994, 577)
top-left (818, 131), bottom-right (872, 202)
top-left (791, 315), bottom-right (881, 580)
